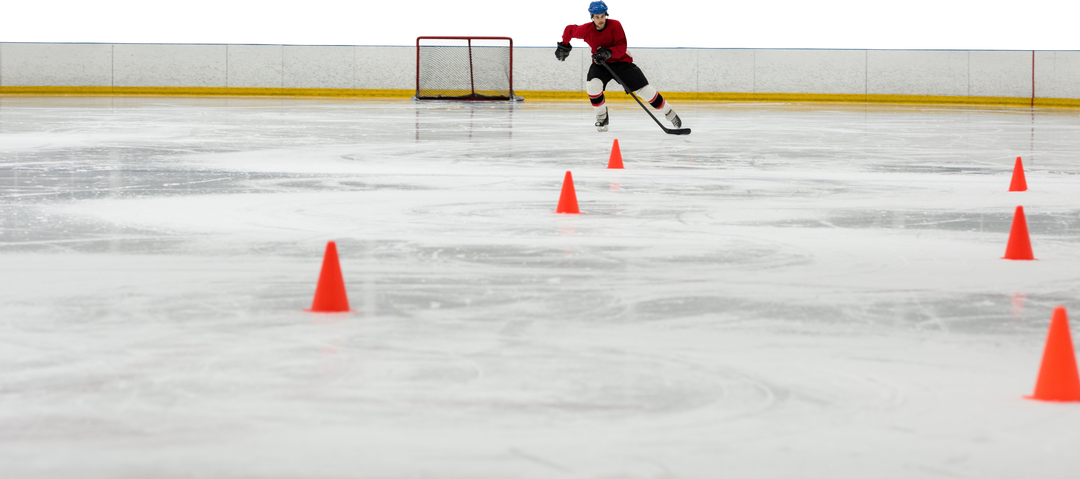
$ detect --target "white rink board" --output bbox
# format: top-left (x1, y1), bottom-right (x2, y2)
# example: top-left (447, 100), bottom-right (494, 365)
top-left (1035, 50), bottom-right (1080, 99)
top-left (514, 46), bottom-right (587, 92)
top-left (227, 44), bottom-right (283, 89)
top-left (866, 50), bottom-right (969, 97)
top-left (355, 46), bottom-right (413, 90)
top-left (0, 43), bottom-right (113, 87)
top-left (283, 45), bottom-right (355, 89)
top-left (969, 50), bottom-right (1033, 98)
top-left (696, 49), bottom-right (755, 93)
top-left (1, 43), bottom-right (1078, 101)
top-left (113, 44), bottom-right (227, 88)
top-left (755, 49), bottom-right (866, 95)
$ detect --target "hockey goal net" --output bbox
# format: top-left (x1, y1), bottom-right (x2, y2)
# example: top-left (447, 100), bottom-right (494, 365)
top-left (415, 36), bottom-right (521, 101)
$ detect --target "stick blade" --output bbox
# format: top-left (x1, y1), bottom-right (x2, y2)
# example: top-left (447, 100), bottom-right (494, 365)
top-left (665, 128), bottom-right (691, 136)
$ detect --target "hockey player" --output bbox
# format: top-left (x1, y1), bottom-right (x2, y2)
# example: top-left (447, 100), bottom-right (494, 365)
top-left (554, 0), bottom-right (681, 132)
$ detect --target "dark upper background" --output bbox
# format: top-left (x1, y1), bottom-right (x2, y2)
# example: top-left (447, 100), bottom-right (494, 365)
top-left (6, 2), bottom-right (1071, 47)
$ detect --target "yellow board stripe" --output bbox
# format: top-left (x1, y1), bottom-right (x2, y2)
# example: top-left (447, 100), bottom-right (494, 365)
top-left (521, 91), bottom-right (1080, 108)
top-left (0, 86), bottom-right (417, 98)
top-left (2, 86), bottom-right (1079, 108)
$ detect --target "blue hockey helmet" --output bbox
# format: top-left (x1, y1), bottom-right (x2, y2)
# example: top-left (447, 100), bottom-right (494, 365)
top-left (588, 1), bottom-right (608, 15)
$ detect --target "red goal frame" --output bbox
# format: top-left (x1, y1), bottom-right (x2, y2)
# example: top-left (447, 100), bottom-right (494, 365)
top-left (415, 36), bottom-right (518, 101)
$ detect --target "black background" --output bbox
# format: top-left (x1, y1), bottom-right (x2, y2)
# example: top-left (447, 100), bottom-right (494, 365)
top-left (4, 2), bottom-right (1075, 47)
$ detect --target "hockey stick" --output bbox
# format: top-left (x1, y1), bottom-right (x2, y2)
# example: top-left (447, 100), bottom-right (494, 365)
top-left (598, 60), bottom-right (691, 135)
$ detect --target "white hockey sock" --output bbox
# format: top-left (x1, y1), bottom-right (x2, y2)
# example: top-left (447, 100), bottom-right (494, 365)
top-left (593, 103), bottom-right (608, 118)
top-left (635, 84), bottom-right (673, 116)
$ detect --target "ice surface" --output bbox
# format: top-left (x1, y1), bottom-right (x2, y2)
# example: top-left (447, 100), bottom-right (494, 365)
top-left (2, 96), bottom-right (1080, 478)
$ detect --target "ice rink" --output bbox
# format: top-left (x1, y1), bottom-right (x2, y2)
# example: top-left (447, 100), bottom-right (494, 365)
top-left (2, 95), bottom-right (1080, 478)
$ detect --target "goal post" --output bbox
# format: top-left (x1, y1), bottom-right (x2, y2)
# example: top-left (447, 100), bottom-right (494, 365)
top-left (414, 36), bottom-right (522, 101)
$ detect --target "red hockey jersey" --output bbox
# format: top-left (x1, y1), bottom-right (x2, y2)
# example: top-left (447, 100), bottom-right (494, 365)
top-left (561, 18), bottom-right (633, 63)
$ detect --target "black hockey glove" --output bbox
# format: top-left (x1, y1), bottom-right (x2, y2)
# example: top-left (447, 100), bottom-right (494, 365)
top-left (555, 42), bottom-right (572, 61)
top-left (591, 46), bottom-right (612, 64)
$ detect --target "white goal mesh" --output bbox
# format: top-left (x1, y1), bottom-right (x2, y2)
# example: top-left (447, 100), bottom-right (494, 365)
top-left (415, 37), bottom-right (519, 101)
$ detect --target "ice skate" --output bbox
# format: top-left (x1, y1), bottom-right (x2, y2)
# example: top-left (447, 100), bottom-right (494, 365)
top-left (665, 110), bottom-right (682, 128)
top-left (595, 111), bottom-right (609, 132)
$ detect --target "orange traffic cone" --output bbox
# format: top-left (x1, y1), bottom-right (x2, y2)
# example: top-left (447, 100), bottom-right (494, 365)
top-left (308, 241), bottom-right (350, 312)
top-left (1003, 206), bottom-right (1035, 260)
top-left (607, 139), bottom-right (624, 169)
top-left (1009, 156), bottom-right (1028, 192)
top-left (555, 171), bottom-right (579, 214)
top-left (1027, 307), bottom-right (1080, 402)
